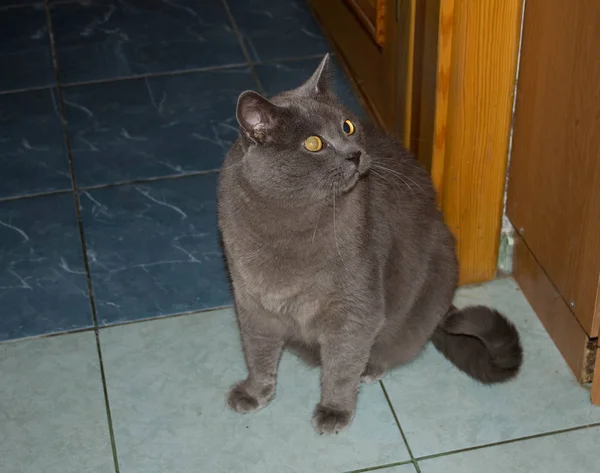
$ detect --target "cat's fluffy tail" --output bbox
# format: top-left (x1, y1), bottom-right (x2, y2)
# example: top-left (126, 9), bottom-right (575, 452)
top-left (431, 305), bottom-right (523, 383)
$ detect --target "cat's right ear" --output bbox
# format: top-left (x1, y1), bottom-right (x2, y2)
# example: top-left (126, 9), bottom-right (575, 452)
top-left (236, 91), bottom-right (280, 144)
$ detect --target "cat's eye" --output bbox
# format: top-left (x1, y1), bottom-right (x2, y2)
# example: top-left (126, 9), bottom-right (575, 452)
top-left (343, 119), bottom-right (355, 135)
top-left (304, 135), bottom-right (323, 152)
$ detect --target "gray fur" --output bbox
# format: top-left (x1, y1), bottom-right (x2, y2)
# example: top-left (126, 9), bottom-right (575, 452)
top-left (217, 54), bottom-right (522, 435)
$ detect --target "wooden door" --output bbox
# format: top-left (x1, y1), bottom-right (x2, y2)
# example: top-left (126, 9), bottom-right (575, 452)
top-left (507, 0), bottom-right (600, 335)
top-left (507, 0), bottom-right (600, 384)
top-left (308, 0), bottom-right (416, 142)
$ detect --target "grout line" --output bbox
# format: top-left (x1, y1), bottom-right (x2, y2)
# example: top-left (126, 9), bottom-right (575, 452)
top-left (93, 330), bottom-right (121, 473)
top-left (0, 304), bottom-right (234, 345)
top-left (0, 54), bottom-right (332, 98)
top-left (256, 52), bottom-right (333, 65)
top-left (47, 0), bottom-right (90, 5)
top-left (380, 381), bottom-right (422, 473)
top-left (59, 62), bottom-right (249, 89)
top-left (0, 54), bottom-right (330, 98)
top-left (219, 0), bottom-right (266, 95)
top-left (0, 2), bottom-right (44, 11)
top-left (43, 0), bottom-right (96, 335)
top-left (414, 422), bottom-right (600, 463)
top-left (97, 304), bottom-right (234, 331)
top-left (0, 188), bottom-right (73, 204)
top-left (0, 83), bottom-right (56, 96)
top-left (43, 1), bottom-right (93, 328)
top-left (78, 168), bottom-right (221, 192)
top-left (0, 326), bottom-right (95, 345)
top-left (381, 380), bottom-right (600, 467)
top-left (0, 170), bottom-right (222, 205)
top-left (43, 3), bottom-right (120, 472)
top-left (344, 460), bottom-right (414, 473)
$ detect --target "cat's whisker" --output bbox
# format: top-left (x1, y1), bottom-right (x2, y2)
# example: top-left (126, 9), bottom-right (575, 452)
top-left (401, 174), bottom-right (426, 195)
top-left (370, 169), bottom-right (403, 199)
top-left (379, 156), bottom-right (424, 172)
top-left (372, 164), bottom-right (416, 197)
top-left (311, 202), bottom-right (326, 244)
top-left (374, 163), bottom-right (425, 195)
top-left (331, 182), bottom-right (346, 269)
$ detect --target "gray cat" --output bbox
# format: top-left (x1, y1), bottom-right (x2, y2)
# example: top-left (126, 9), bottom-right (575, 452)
top-left (217, 55), bottom-right (522, 435)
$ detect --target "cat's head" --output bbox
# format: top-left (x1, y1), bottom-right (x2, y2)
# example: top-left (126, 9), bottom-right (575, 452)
top-left (235, 54), bottom-right (371, 204)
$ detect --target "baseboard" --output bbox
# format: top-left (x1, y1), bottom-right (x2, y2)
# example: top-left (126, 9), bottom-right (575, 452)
top-left (513, 232), bottom-right (597, 383)
top-left (593, 348), bottom-right (600, 405)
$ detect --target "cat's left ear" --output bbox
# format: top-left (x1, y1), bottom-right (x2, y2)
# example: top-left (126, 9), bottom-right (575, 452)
top-left (296, 53), bottom-right (332, 97)
top-left (236, 91), bottom-right (281, 144)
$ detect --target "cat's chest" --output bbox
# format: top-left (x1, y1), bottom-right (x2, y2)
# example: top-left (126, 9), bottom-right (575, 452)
top-left (229, 237), bottom-right (333, 320)
top-left (239, 264), bottom-right (330, 327)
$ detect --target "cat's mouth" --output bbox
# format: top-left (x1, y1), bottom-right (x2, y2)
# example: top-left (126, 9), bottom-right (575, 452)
top-left (339, 159), bottom-right (370, 193)
top-left (339, 172), bottom-right (360, 193)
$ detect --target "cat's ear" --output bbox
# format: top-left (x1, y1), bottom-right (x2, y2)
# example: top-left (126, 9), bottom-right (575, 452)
top-left (296, 53), bottom-right (332, 97)
top-left (236, 91), bottom-right (280, 144)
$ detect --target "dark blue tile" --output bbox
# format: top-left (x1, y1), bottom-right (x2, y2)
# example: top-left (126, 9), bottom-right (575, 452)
top-left (228, 0), bottom-right (329, 62)
top-left (0, 5), bottom-right (54, 92)
top-left (50, 0), bottom-right (246, 84)
top-left (79, 174), bottom-right (230, 325)
top-left (0, 1), bottom-right (42, 8)
top-left (0, 89), bottom-right (72, 199)
top-left (0, 194), bottom-right (92, 340)
top-left (62, 67), bottom-right (255, 187)
top-left (255, 58), bottom-right (366, 117)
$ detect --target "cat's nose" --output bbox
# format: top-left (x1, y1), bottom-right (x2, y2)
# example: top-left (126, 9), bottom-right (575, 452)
top-left (346, 151), bottom-right (362, 166)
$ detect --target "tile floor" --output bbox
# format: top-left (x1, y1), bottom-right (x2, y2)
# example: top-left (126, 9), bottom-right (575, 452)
top-left (0, 0), bottom-right (362, 340)
top-left (2, 278), bottom-right (600, 472)
top-left (1, 1), bottom-right (599, 472)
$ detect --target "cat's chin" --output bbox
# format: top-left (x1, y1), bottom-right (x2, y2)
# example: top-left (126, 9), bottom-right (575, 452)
top-left (339, 171), bottom-right (362, 194)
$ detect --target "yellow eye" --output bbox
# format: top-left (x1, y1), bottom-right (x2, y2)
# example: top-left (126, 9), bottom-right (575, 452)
top-left (304, 135), bottom-right (323, 152)
top-left (343, 119), bottom-right (355, 135)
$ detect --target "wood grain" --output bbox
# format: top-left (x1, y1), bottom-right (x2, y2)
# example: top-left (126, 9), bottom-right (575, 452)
top-left (400, 0), bottom-right (417, 146)
top-left (514, 233), bottom-right (592, 382)
top-left (407, 0), bottom-right (426, 155)
top-left (391, 0), bottom-right (418, 141)
top-left (507, 0), bottom-right (600, 336)
top-left (442, 0), bottom-right (523, 284)
top-left (309, 0), bottom-right (384, 119)
top-left (345, 0), bottom-right (378, 42)
top-left (413, 0), bottom-right (453, 175)
top-left (309, 0), bottom-right (414, 137)
top-left (376, 0), bottom-right (386, 46)
top-left (426, 0), bottom-right (454, 205)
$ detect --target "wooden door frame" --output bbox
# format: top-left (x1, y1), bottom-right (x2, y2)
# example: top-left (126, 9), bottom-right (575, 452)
top-left (308, 0), bottom-right (417, 135)
top-left (312, 0), bottom-right (524, 286)
top-left (411, 0), bottom-right (524, 285)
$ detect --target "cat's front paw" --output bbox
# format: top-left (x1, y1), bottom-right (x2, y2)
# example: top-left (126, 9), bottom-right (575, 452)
top-left (227, 380), bottom-right (274, 414)
top-left (312, 404), bottom-right (354, 434)
top-left (360, 363), bottom-right (386, 384)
